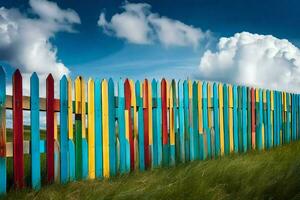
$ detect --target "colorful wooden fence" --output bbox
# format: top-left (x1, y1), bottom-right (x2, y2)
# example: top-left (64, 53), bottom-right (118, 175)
top-left (0, 67), bottom-right (300, 194)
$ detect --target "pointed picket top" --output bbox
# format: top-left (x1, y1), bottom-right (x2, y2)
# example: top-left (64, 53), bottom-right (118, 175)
top-left (124, 79), bottom-right (131, 108)
top-left (202, 82), bottom-right (207, 98)
top-left (108, 78), bottom-right (114, 89)
top-left (161, 78), bottom-right (167, 89)
top-left (129, 80), bottom-right (136, 106)
top-left (228, 85), bottom-right (233, 107)
top-left (151, 79), bottom-right (157, 99)
top-left (118, 78), bottom-right (124, 98)
top-left (88, 78), bottom-right (94, 86)
top-left (143, 79), bottom-right (149, 108)
top-left (60, 75), bottom-right (68, 85)
top-left (46, 73), bottom-right (54, 82)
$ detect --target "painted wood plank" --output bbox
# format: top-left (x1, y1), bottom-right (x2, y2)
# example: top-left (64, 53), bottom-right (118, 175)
top-left (178, 80), bottom-right (185, 162)
top-left (102, 80), bottom-right (110, 178)
top-left (198, 82), bottom-right (203, 159)
top-left (124, 79), bottom-right (133, 171)
top-left (207, 83), bottom-right (212, 158)
top-left (223, 84), bottom-right (229, 155)
top-left (228, 85), bottom-right (233, 153)
top-left (247, 87), bottom-right (252, 150)
top-left (263, 90), bottom-right (267, 149)
top-left (148, 81), bottom-right (153, 168)
top-left (202, 82), bottom-right (209, 159)
top-left (258, 89), bottom-right (263, 150)
top-left (172, 80), bottom-right (179, 163)
top-left (233, 85), bottom-right (238, 153)
top-left (242, 86), bottom-right (247, 152)
top-left (151, 79), bottom-right (158, 167)
top-left (251, 88), bottom-right (256, 149)
top-left (74, 77), bottom-right (83, 180)
top-left (156, 83), bottom-right (163, 166)
top-left (67, 78), bottom-right (75, 181)
top-left (213, 83), bottom-right (220, 156)
top-left (59, 76), bottom-right (68, 183)
top-left (30, 73), bottom-right (41, 189)
top-left (88, 79), bottom-right (95, 179)
top-left (237, 86), bottom-right (243, 152)
top-left (169, 82), bottom-right (175, 165)
top-left (135, 81), bottom-right (145, 170)
top-left (0, 66), bottom-right (6, 195)
top-left (218, 83), bottom-right (224, 155)
top-left (183, 80), bottom-right (190, 161)
top-left (266, 90), bottom-right (271, 149)
top-left (143, 79), bottom-right (150, 169)
top-left (81, 79), bottom-right (88, 179)
top-left (270, 91), bottom-right (274, 148)
top-left (188, 80), bottom-right (194, 161)
top-left (130, 80), bottom-right (139, 170)
top-left (292, 94), bottom-right (297, 141)
top-left (94, 79), bottom-right (103, 178)
top-left (46, 74), bottom-right (55, 183)
top-left (108, 79), bottom-right (116, 176)
top-left (192, 81), bottom-right (199, 160)
top-left (118, 79), bottom-right (126, 173)
top-left (161, 79), bottom-right (169, 166)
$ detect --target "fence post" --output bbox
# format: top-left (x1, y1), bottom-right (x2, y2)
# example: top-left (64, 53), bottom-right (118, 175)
top-left (30, 72), bottom-right (41, 189)
top-left (213, 83), bottom-right (220, 156)
top-left (228, 85), bottom-right (234, 153)
top-left (192, 81), bottom-right (199, 160)
top-left (161, 79), bottom-right (169, 166)
top-left (223, 84), bottom-right (229, 155)
top-left (183, 81), bottom-right (190, 161)
top-left (169, 81), bottom-right (175, 165)
top-left (233, 85), bottom-right (238, 153)
top-left (151, 79), bottom-right (158, 167)
top-left (13, 69), bottom-right (24, 188)
top-left (118, 79), bottom-right (126, 173)
top-left (218, 83), bottom-right (224, 156)
top-left (108, 79), bottom-right (116, 176)
top-left (242, 86), bottom-right (247, 152)
top-left (197, 82), bottom-right (204, 160)
top-left (0, 66), bottom-right (6, 194)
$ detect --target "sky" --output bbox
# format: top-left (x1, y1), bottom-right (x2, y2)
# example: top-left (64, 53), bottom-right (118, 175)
top-left (1, 0), bottom-right (300, 94)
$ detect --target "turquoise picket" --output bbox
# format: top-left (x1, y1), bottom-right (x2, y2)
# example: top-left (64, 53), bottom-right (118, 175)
top-left (189, 82), bottom-right (195, 161)
top-left (0, 67), bottom-right (6, 195)
top-left (213, 83), bottom-right (220, 157)
top-left (286, 93), bottom-right (291, 143)
top-left (266, 90), bottom-right (271, 149)
top-left (118, 79), bottom-right (126, 173)
top-left (202, 82), bottom-right (209, 159)
top-left (151, 79), bottom-right (158, 167)
top-left (237, 86), bottom-right (243, 152)
top-left (247, 87), bottom-right (252, 150)
top-left (292, 94), bottom-right (297, 141)
top-left (135, 81), bottom-right (145, 170)
top-left (30, 72), bottom-right (41, 189)
top-left (242, 86), bottom-right (247, 152)
top-left (183, 81), bottom-right (190, 161)
top-left (178, 80), bottom-right (185, 162)
top-left (223, 84), bottom-right (229, 155)
top-left (68, 136), bottom-right (75, 181)
top-left (273, 92), bottom-right (278, 146)
top-left (94, 79), bottom-right (103, 178)
top-left (263, 90), bottom-right (268, 149)
top-left (192, 82), bottom-right (199, 160)
top-left (108, 79), bottom-right (116, 176)
top-left (60, 76), bottom-right (68, 183)
top-left (82, 139), bottom-right (88, 179)
top-left (233, 85), bottom-right (239, 153)
top-left (157, 83), bottom-right (163, 166)
top-left (172, 80), bottom-right (179, 163)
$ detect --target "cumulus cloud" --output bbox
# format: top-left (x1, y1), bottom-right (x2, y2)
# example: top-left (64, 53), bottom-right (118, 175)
top-left (199, 32), bottom-right (300, 92)
top-left (0, 0), bottom-right (80, 96)
top-left (98, 2), bottom-right (208, 48)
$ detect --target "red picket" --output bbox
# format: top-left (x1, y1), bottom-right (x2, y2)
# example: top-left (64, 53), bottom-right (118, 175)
top-left (13, 69), bottom-right (24, 189)
top-left (124, 79), bottom-right (134, 171)
top-left (161, 79), bottom-right (168, 146)
top-left (143, 80), bottom-right (150, 169)
top-left (251, 88), bottom-right (256, 149)
top-left (46, 74), bottom-right (55, 183)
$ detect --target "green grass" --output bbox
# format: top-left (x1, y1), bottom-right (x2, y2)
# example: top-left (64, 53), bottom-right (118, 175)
top-left (2, 131), bottom-right (300, 200)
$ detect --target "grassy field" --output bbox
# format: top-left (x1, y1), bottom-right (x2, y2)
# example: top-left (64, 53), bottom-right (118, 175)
top-left (1, 132), bottom-right (300, 200)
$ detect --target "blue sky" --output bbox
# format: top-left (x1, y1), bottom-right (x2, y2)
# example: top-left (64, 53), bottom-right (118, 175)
top-left (1, 0), bottom-right (300, 92)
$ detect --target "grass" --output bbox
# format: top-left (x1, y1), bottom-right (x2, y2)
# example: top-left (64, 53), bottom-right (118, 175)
top-left (2, 130), bottom-right (300, 200)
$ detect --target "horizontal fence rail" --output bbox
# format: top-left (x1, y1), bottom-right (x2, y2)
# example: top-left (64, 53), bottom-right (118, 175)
top-left (0, 67), bottom-right (300, 194)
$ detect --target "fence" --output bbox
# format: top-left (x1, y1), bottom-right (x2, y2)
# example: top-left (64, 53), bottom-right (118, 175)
top-left (0, 66), bottom-right (299, 194)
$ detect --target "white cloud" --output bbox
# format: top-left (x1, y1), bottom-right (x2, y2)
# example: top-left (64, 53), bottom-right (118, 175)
top-left (98, 2), bottom-right (208, 48)
top-left (199, 32), bottom-right (300, 93)
top-left (0, 0), bottom-right (80, 96)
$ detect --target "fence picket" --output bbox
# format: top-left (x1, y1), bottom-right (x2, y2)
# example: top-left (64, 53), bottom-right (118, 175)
top-left (88, 79), bottom-right (95, 179)
top-left (0, 66), bottom-right (6, 194)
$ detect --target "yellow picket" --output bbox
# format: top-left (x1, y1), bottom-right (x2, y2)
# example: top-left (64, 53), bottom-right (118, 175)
top-left (102, 80), bottom-right (110, 178)
top-left (68, 78), bottom-right (73, 140)
top-left (228, 85), bottom-right (234, 152)
top-left (218, 83), bottom-right (224, 155)
top-left (88, 79), bottom-right (95, 179)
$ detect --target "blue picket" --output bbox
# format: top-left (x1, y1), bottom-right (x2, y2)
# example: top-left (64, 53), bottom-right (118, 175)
top-left (202, 82), bottom-right (209, 159)
top-left (151, 79), bottom-right (158, 167)
top-left (108, 79), bottom-right (116, 176)
top-left (0, 66), bottom-right (6, 195)
top-left (29, 72), bottom-right (41, 189)
top-left (266, 90), bottom-right (271, 149)
top-left (156, 83), bottom-right (163, 166)
top-left (233, 85), bottom-right (238, 153)
top-left (242, 86), bottom-right (247, 152)
top-left (118, 79), bottom-right (126, 173)
top-left (94, 79), bottom-right (103, 178)
top-left (59, 76), bottom-right (68, 183)
top-left (213, 83), bottom-right (220, 157)
top-left (192, 81), bottom-right (199, 160)
top-left (183, 81), bottom-right (190, 161)
top-left (178, 80), bottom-right (185, 162)
top-left (135, 81), bottom-right (145, 170)
top-left (223, 84), bottom-right (229, 155)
